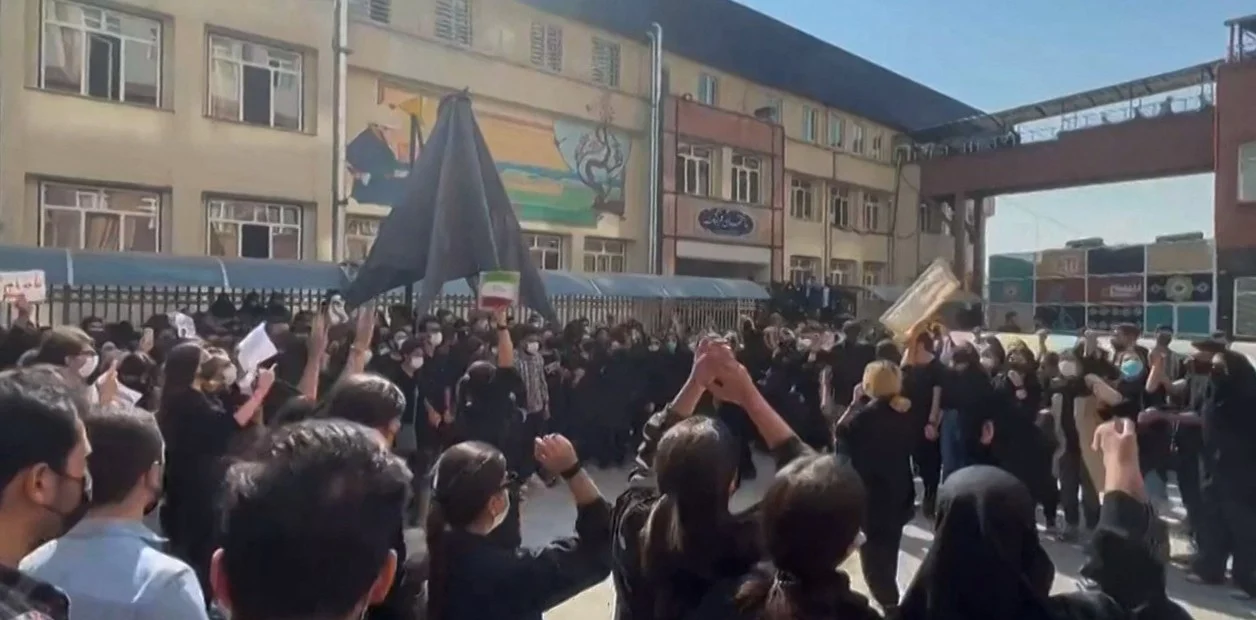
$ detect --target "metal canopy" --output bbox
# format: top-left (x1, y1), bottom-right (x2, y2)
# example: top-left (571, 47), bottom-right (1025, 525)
top-left (909, 59), bottom-right (1220, 143)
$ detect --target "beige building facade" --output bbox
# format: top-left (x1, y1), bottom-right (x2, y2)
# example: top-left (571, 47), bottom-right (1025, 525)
top-left (0, 0), bottom-right (968, 285)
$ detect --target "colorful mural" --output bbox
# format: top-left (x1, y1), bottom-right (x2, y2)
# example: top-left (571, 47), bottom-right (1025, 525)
top-left (346, 84), bottom-right (632, 227)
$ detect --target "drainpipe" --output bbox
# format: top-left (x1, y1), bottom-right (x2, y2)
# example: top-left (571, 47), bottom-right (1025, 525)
top-left (887, 153), bottom-right (903, 282)
top-left (646, 23), bottom-right (663, 274)
top-left (330, 0), bottom-right (350, 262)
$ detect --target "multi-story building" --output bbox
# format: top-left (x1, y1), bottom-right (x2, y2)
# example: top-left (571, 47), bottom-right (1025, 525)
top-left (0, 0), bottom-right (978, 285)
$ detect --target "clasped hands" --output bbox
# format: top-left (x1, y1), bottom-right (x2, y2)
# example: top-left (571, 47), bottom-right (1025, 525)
top-left (687, 337), bottom-right (759, 407)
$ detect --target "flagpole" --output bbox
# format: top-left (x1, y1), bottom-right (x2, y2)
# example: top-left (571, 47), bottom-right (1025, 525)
top-left (331, 0), bottom-right (350, 262)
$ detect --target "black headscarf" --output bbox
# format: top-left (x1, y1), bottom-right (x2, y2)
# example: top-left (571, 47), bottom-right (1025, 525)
top-left (899, 465), bottom-right (1055, 620)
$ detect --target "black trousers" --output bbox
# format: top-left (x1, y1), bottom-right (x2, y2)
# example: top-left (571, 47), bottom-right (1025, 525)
top-left (1191, 463), bottom-right (1256, 592)
top-left (912, 436), bottom-right (941, 508)
top-left (1058, 449), bottom-right (1099, 529)
top-left (1173, 440), bottom-right (1204, 541)
top-left (859, 527), bottom-right (903, 609)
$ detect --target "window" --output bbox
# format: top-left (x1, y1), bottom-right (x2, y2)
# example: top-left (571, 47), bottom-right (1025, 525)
top-left (591, 37), bottom-right (620, 88)
top-left (862, 261), bottom-right (886, 289)
top-left (677, 144), bottom-right (713, 196)
top-left (827, 113), bottom-right (843, 148)
top-left (40, 182), bottom-right (159, 252)
top-left (1234, 277), bottom-right (1256, 338)
top-left (207, 198), bottom-right (302, 259)
top-left (789, 178), bottom-right (816, 221)
top-left (829, 259), bottom-right (856, 286)
top-left (918, 202), bottom-right (942, 234)
top-left (870, 133), bottom-right (884, 160)
top-left (828, 185), bottom-right (851, 229)
top-left (730, 153), bottom-right (762, 204)
top-left (697, 73), bottom-right (718, 106)
top-left (345, 215), bottom-right (380, 262)
top-left (583, 237), bottom-right (626, 273)
top-left (850, 123), bottom-right (865, 154)
top-left (1241, 141), bottom-right (1256, 202)
top-left (208, 35), bottom-right (303, 130)
top-left (759, 96), bottom-right (782, 122)
top-left (529, 22), bottom-right (562, 72)
top-left (40, 0), bottom-right (161, 107)
top-left (863, 192), bottom-right (884, 233)
top-left (802, 106), bottom-right (821, 143)
top-left (524, 233), bottom-right (563, 270)
top-left (789, 256), bottom-right (820, 285)
top-left (348, 0), bottom-right (391, 24)
top-left (435, 0), bottom-right (472, 46)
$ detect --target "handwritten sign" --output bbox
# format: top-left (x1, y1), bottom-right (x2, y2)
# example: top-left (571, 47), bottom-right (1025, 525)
top-left (0, 270), bottom-right (47, 303)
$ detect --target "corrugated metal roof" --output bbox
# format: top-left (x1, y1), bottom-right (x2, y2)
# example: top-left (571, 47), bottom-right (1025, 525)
top-left (519, 0), bottom-right (981, 132)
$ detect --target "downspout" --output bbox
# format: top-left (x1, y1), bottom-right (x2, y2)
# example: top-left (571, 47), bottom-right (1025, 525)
top-left (331, 0), bottom-right (350, 262)
top-left (646, 23), bottom-right (664, 274)
top-left (887, 152), bottom-right (904, 283)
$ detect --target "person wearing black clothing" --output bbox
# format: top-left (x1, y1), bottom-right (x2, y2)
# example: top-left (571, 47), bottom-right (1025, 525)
top-left (828, 322), bottom-right (875, 408)
top-left (610, 338), bottom-right (809, 620)
top-left (1051, 351), bottom-right (1102, 540)
top-left (425, 437), bottom-right (611, 620)
top-left (990, 346), bottom-right (1057, 531)
top-left (938, 345), bottom-right (996, 480)
top-left (901, 331), bottom-right (944, 516)
top-left (834, 360), bottom-right (917, 614)
top-left (899, 425), bottom-right (1189, 620)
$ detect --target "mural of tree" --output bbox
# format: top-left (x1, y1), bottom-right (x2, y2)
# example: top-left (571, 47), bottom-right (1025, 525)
top-left (557, 92), bottom-right (627, 217)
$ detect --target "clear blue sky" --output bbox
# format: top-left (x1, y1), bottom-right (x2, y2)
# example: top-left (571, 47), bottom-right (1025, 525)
top-left (736, 0), bottom-right (1248, 255)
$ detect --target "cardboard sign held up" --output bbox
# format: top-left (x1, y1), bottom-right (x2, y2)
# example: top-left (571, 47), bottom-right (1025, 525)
top-left (879, 258), bottom-right (959, 339)
top-left (0, 270), bottom-right (47, 303)
top-left (477, 271), bottom-right (520, 312)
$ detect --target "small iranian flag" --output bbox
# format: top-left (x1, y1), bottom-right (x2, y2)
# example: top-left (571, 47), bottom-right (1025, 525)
top-left (478, 271), bottom-right (520, 311)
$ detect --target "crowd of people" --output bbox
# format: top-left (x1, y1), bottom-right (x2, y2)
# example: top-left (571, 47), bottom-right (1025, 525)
top-left (0, 288), bottom-right (1240, 620)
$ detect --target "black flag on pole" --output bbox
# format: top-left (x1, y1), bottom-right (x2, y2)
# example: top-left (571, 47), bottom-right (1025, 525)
top-left (343, 91), bottom-right (557, 322)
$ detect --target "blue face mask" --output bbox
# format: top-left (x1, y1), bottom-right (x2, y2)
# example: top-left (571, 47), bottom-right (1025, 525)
top-left (1119, 359), bottom-right (1144, 381)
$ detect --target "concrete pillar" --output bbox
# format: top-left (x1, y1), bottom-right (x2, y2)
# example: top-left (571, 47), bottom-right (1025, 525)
top-left (972, 196), bottom-right (986, 296)
top-left (951, 192), bottom-right (968, 287)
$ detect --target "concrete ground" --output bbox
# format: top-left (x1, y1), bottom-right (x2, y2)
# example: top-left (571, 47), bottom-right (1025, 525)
top-left (524, 454), bottom-right (1256, 620)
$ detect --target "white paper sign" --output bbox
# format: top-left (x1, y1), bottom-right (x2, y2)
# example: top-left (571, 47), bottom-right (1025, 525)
top-left (0, 270), bottom-right (47, 303)
top-left (167, 312), bottom-right (197, 339)
top-left (236, 323), bottom-right (279, 372)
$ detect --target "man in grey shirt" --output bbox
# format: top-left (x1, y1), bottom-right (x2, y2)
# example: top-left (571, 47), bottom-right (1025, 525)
top-left (21, 404), bottom-right (208, 620)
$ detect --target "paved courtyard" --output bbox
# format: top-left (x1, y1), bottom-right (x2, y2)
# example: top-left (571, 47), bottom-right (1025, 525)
top-left (522, 455), bottom-right (1256, 620)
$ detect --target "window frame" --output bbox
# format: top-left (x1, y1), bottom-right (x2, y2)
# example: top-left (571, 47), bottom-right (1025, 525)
top-left (1240, 141), bottom-right (1256, 203)
top-left (205, 197), bottom-right (304, 260)
top-left (828, 258), bottom-right (856, 286)
top-left (863, 192), bottom-right (883, 233)
top-left (862, 261), bottom-right (886, 289)
top-left (344, 214), bottom-right (381, 262)
top-left (827, 113), bottom-right (844, 148)
top-left (697, 73), bottom-right (719, 106)
top-left (788, 255), bottom-right (820, 285)
top-left (591, 37), bottom-right (621, 88)
top-left (582, 237), bottom-right (627, 273)
top-left (206, 33), bottom-right (304, 131)
top-left (677, 144), bottom-right (713, 197)
top-left (434, 0), bottom-right (473, 46)
top-left (39, 0), bottom-right (163, 106)
top-left (850, 123), bottom-right (865, 154)
top-left (39, 181), bottom-right (161, 252)
top-left (730, 152), bottom-right (762, 205)
top-left (524, 232), bottom-right (564, 270)
top-left (828, 185), bottom-right (851, 230)
top-left (789, 177), bottom-right (816, 221)
top-left (529, 21), bottom-right (563, 72)
top-left (348, 0), bottom-right (391, 24)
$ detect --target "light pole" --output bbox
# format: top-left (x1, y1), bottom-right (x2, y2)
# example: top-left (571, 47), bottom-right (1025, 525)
top-left (330, 0), bottom-right (350, 262)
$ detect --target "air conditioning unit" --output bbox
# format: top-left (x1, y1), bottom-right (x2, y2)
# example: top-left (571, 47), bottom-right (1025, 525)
top-left (753, 106), bottom-right (778, 122)
top-left (892, 145), bottom-right (912, 164)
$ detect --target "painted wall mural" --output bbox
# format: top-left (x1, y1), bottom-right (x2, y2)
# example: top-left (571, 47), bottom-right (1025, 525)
top-left (988, 240), bottom-right (1217, 336)
top-left (346, 84), bottom-right (632, 227)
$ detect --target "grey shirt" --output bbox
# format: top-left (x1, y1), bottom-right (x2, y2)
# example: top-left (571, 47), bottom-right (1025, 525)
top-left (20, 518), bottom-right (208, 620)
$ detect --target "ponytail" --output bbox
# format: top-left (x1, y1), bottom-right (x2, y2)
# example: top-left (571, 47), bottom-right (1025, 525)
top-left (639, 493), bottom-right (680, 571)
top-left (424, 502), bottom-right (450, 620)
top-left (735, 566), bottom-right (798, 620)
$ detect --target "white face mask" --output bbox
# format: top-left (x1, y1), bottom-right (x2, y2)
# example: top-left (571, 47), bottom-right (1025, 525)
top-left (410, 355), bottom-right (424, 369)
top-left (1059, 361), bottom-right (1078, 377)
top-left (429, 332), bottom-right (444, 347)
top-left (393, 334), bottom-right (407, 347)
top-left (77, 354), bottom-right (99, 378)
top-left (221, 364), bottom-right (239, 386)
top-left (525, 342), bottom-right (540, 354)
top-left (798, 338), bottom-right (813, 349)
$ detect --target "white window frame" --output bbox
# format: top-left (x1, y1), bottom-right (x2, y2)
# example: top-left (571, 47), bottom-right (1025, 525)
top-left (1234, 277), bottom-right (1256, 338)
top-left (529, 22), bottom-right (562, 72)
top-left (827, 113), bottom-right (844, 148)
top-left (863, 192), bottom-right (883, 233)
top-left (829, 185), bottom-right (851, 229)
top-left (207, 34), bottom-right (304, 130)
top-left (829, 259), bottom-right (856, 286)
top-left (730, 153), bottom-right (762, 204)
top-left (1240, 141), bottom-right (1256, 203)
top-left (802, 106), bottom-right (821, 142)
top-left (435, 0), bottom-right (473, 46)
top-left (862, 262), bottom-right (886, 296)
top-left (850, 123), bottom-right (866, 154)
top-left (762, 95), bottom-right (782, 122)
top-left (39, 0), bottom-right (162, 106)
top-left (524, 232), bottom-right (564, 270)
top-left (206, 198), bottom-right (303, 259)
top-left (677, 144), bottom-right (713, 197)
top-left (344, 215), bottom-right (380, 262)
top-left (789, 177), bottom-right (816, 221)
top-left (870, 132), bottom-right (884, 160)
top-left (789, 256), bottom-right (820, 285)
top-left (698, 73), bottom-right (718, 106)
top-left (583, 237), bottom-right (626, 273)
top-left (39, 181), bottom-right (161, 252)
top-left (591, 37), bottom-right (621, 88)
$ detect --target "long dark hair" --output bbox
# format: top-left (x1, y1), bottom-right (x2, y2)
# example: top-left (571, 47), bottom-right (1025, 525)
top-left (737, 454), bottom-right (866, 619)
top-left (640, 416), bottom-right (740, 616)
top-left (425, 441), bottom-right (509, 620)
top-left (156, 342), bottom-right (205, 431)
